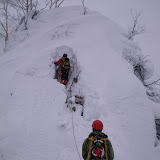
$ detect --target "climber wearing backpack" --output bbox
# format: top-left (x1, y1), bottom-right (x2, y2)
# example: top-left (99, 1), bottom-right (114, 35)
top-left (82, 120), bottom-right (114, 160)
top-left (54, 53), bottom-right (70, 85)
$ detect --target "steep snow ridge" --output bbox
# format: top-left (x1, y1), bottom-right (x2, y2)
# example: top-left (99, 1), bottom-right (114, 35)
top-left (0, 6), bottom-right (160, 160)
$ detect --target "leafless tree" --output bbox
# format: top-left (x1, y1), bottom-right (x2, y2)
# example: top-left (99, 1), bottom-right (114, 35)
top-left (10, 0), bottom-right (40, 30)
top-left (127, 9), bottom-right (145, 40)
top-left (10, 0), bottom-right (29, 30)
top-left (0, 0), bottom-right (10, 46)
top-left (81, 0), bottom-right (87, 15)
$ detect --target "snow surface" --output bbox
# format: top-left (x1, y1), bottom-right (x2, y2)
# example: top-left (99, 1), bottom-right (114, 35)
top-left (0, 6), bottom-right (160, 160)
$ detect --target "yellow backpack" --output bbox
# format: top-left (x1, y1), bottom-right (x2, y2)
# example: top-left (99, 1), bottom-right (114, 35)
top-left (87, 135), bottom-right (108, 160)
top-left (62, 57), bottom-right (70, 69)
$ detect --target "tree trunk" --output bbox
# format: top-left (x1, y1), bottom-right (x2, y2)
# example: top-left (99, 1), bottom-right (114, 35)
top-left (155, 119), bottom-right (160, 140)
top-left (55, 0), bottom-right (58, 8)
top-left (25, 0), bottom-right (29, 30)
top-left (30, 0), bottom-right (33, 10)
top-left (5, 0), bottom-right (9, 46)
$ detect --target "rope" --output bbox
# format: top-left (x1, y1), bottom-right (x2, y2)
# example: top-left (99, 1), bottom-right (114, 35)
top-left (66, 65), bottom-right (81, 160)
top-left (67, 77), bottom-right (74, 98)
top-left (69, 79), bottom-right (74, 97)
top-left (72, 109), bottom-right (82, 160)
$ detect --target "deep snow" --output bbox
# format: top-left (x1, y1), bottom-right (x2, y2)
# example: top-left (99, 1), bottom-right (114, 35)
top-left (0, 6), bottom-right (160, 160)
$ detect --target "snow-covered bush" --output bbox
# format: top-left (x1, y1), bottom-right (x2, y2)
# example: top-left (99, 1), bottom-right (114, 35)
top-left (123, 47), bottom-right (154, 83)
top-left (146, 84), bottom-right (160, 104)
top-left (123, 46), bottom-right (160, 104)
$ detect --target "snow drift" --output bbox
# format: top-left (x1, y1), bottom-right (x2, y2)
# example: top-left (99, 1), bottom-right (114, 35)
top-left (0, 6), bottom-right (160, 160)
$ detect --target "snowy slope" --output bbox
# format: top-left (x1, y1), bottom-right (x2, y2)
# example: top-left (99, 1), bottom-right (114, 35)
top-left (0, 6), bottom-right (160, 160)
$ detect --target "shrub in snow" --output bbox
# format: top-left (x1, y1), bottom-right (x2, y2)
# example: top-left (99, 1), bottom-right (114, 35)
top-left (123, 46), bottom-right (160, 104)
top-left (134, 58), bottom-right (154, 82)
top-left (123, 47), bottom-right (154, 82)
top-left (146, 85), bottom-right (160, 104)
top-left (51, 23), bottom-right (78, 40)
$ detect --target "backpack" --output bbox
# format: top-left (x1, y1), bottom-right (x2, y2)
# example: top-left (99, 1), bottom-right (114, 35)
top-left (87, 133), bottom-right (109, 160)
top-left (62, 57), bottom-right (70, 69)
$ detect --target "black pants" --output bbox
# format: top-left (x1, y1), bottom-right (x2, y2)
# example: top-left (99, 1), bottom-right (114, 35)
top-left (61, 68), bottom-right (69, 81)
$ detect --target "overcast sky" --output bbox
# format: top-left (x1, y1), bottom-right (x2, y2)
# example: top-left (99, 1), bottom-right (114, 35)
top-left (64, 0), bottom-right (160, 75)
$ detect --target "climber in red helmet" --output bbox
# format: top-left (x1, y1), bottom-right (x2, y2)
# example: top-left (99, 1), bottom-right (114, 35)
top-left (54, 53), bottom-right (70, 85)
top-left (82, 120), bottom-right (114, 160)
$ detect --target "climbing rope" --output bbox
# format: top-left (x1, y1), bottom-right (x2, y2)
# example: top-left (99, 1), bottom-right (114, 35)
top-left (69, 79), bottom-right (74, 97)
top-left (72, 109), bottom-right (82, 160)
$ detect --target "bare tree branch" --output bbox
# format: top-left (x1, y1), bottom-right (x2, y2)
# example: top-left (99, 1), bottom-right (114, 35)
top-left (0, 32), bottom-right (5, 38)
top-left (57, 0), bottom-right (64, 7)
top-left (144, 78), bottom-right (160, 87)
top-left (45, 0), bottom-right (64, 9)
top-left (0, 21), bottom-right (6, 32)
top-left (127, 9), bottom-right (145, 40)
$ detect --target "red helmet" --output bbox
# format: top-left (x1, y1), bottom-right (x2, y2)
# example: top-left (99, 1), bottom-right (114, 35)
top-left (92, 120), bottom-right (103, 131)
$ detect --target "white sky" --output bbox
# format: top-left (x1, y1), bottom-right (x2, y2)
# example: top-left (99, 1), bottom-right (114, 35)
top-left (64, 0), bottom-right (160, 75)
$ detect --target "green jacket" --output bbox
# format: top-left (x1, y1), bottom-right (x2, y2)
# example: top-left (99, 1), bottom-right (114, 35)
top-left (82, 131), bottom-right (114, 160)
